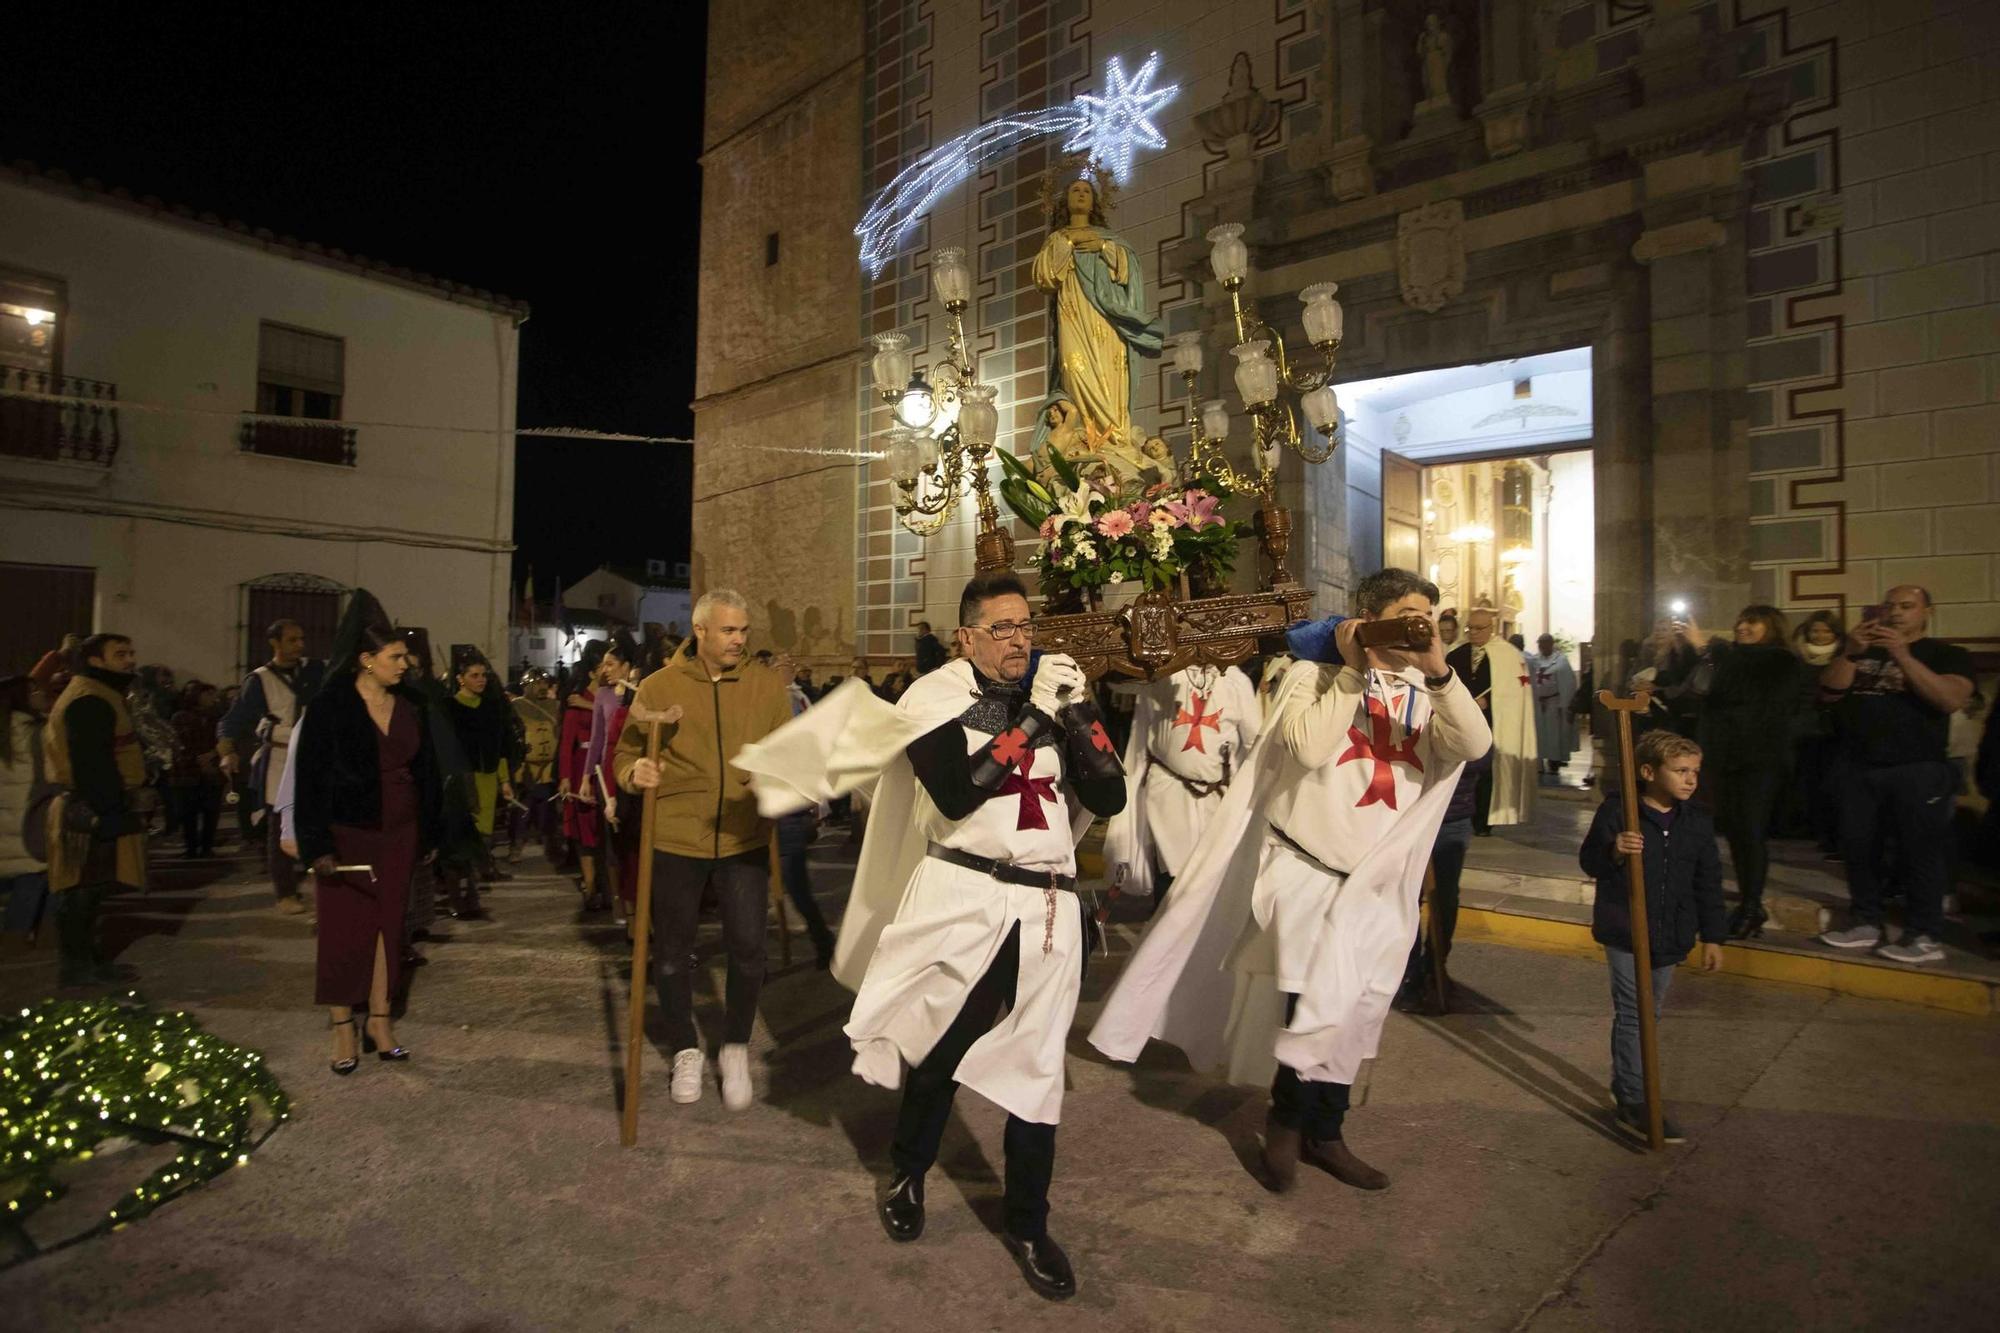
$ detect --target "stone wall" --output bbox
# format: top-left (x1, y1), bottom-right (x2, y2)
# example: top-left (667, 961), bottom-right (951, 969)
top-left (691, 0), bottom-right (865, 664)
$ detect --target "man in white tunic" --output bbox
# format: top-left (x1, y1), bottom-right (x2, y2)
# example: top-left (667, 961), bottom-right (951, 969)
top-left (1527, 634), bottom-right (1579, 774)
top-left (1089, 569), bottom-right (1490, 1194)
top-left (1102, 663), bottom-right (1260, 910)
top-left (734, 571), bottom-right (1123, 1300)
top-left (1445, 608), bottom-right (1536, 832)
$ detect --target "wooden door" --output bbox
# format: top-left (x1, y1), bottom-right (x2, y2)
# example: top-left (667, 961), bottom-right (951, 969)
top-left (1382, 450), bottom-right (1423, 572)
top-left (0, 561), bottom-right (94, 674)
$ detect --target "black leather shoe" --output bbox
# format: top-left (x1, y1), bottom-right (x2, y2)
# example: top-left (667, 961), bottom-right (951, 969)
top-left (1001, 1230), bottom-right (1077, 1301)
top-left (878, 1173), bottom-right (924, 1243)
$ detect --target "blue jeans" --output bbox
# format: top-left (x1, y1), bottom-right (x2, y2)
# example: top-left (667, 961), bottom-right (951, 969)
top-left (1606, 946), bottom-right (1674, 1107)
top-left (2, 872), bottom-right (49, 933)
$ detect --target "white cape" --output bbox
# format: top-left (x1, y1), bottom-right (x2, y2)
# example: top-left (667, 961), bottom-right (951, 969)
top-left (1088, 664), bottom-right (1464, 1086)
top-left (732, 664), bottom-right (1090, 992)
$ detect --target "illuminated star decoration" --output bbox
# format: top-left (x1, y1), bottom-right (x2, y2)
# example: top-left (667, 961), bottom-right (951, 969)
top-left (1062, 52), bottom-right (1175, 184)
top-left (855, 53), bottom-right (1179, 276)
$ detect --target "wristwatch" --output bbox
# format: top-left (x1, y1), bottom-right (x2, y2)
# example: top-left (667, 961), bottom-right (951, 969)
top-left (1423, 670), bottom-right (1455, 689)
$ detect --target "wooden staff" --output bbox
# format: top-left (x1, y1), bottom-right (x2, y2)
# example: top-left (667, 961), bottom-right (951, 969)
top-left (1598, 688), bottom-right (1664, 1152)
top-left (620, 717), bottom-right (664, 1148)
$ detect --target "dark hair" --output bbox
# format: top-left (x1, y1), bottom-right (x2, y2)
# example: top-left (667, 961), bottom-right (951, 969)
top-left (266, 618), bottom-right (302, 644)
top-left (358, 623), bottom-right (402, 654)
top-left (1353, 568), bottom-right (1440, 618)
top-left (959, 571), bottom-right (1030, 626)
top-left (78, 633), bottom-right (132, 664)
top-left (916, 620), bottom-right (931, 632)
top-left (1438, 610), bottom-right (1459, 626)
top-left (1047, 173), bottom-right (1109, 232)
top-left (1794, 609), bottom-right (1845, 642)
top-left (1734, 603), bottom-right (1789, 645)
top-left (605, 631), bottom-right (640, 667)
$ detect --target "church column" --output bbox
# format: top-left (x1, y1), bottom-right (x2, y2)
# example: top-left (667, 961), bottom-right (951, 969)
top-left (1474, 0), bottom-right (1535, 159)
top-left (1327, 0), bottom-right (1377, 200)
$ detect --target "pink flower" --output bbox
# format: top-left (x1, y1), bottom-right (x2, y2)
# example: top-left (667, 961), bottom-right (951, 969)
top-left (1094, 509), bottom-right (1135, 539)
top-left (1165, 489), bottom-right (1222, 531)
top-left (1126, 501), bottom-right (1152, 526)
top-left (1038, 516), bottom-right (1058, 542)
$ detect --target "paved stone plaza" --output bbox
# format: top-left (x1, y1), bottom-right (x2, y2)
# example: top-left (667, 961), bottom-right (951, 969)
top-left (3, 841), bottom-right (1997, 1331)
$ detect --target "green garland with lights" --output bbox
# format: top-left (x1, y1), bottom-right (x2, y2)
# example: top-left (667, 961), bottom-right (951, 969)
top-left (1, 994), bottom-right (289, 1251)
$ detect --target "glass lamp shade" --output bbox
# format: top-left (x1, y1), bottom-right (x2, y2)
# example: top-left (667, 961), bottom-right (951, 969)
top-left (886, 428), bottom-right (923, 484)
top-left (1164, 331), bottom-right (1205, 378)
top-left (932, 246), bottom-right (972, 307)
top-left (916, 431), bottom-right (940, 471)
top-left (895, 372), bottom-right (936, 429)
top-left (870, 333), bottom-right (912, 395)
top-left (1301, 383), bottom-right (1340, 434)
top-left (1199, 398), bottom-right (1231, 442)
top-left (1206, 223), bottom-right (1248, 285)
top-left (1300, 283), bottom-right (1344, 347)
top-left (958, 383), bottom-right (998, 450)
top-left (1230, 340), bottom-right (1278, 408)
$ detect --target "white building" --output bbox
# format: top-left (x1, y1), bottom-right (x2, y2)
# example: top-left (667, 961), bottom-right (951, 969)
top-left (0, 163), bottom-right (525, 684)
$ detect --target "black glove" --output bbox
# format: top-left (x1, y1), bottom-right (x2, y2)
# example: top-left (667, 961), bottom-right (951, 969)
top-left (1056, 694), bottom-right (1124, 784)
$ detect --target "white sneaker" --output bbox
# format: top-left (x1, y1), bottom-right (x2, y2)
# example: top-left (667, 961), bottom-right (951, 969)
top-left (719, 1043), bottom-right (753, 1111)
top-left (1876, 934), bottom-right (1946, 965)
top-left (670, 1048), bottom-right (704, 1104)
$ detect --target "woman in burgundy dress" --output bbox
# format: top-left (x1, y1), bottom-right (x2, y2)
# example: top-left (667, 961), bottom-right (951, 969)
top-left (296, 612), bottom-right (440, 1074)
top-left (558, 640), bottom-right (608, 906)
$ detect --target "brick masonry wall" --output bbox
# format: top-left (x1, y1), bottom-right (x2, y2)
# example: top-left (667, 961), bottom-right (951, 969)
top-left (1742, 0), bottom-right (2000, 641)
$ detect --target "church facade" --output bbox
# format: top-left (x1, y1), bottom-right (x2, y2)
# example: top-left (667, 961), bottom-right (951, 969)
top-left (694, 0), bottom-right (2000, 669)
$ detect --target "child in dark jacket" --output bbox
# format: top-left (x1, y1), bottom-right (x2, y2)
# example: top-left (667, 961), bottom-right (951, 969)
top-left (1579, 729), bottom-right (1727, 1142)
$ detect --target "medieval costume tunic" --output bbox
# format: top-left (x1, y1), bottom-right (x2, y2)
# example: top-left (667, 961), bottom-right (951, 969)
top-left (734, 658), bottom-right (1124, 1238)
top-left (1103, 664), bottom-right (1261, 900)
top-left (44, 666), bottom-right (150, 982)
top-left (218, 656), bottom-right (326, 904)
top-left (1090, 658), bottom-right (1489, 1143)
top-left (1446, 634), bottom-right (1536, 830)
top-left (1525, 647), bottom-right (1579, 767)
top-left (294, 677), bottom-right (440, 1006)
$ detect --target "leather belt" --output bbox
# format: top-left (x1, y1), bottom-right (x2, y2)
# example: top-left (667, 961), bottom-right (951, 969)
top-left (1269, 823), bottom-right (1344, 879)
top-left (1145, 751), bottom-right (1230, 798)
top-left (926, 843), bottom-right (1076, 892)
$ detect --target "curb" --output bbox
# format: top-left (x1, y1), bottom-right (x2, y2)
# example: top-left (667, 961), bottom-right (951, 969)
top-left (1455, 906), bottom-right (1997, 1017)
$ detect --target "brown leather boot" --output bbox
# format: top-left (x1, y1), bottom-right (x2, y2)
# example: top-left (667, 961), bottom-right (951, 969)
top-left (1301, 1136), bottom-right (1389, 1190)
top-left (1261, 1110), bottom-right (1300, 1193)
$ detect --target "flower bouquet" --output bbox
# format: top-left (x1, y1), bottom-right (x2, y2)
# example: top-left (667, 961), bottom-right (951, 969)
top-left (996, 447), bottom-right (1248, 606)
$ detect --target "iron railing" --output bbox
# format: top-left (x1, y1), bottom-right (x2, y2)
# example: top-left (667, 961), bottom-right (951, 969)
top-left (0, 368), bottom-right (121, 465)
top-left (238, 415), bottom-right (357, 467)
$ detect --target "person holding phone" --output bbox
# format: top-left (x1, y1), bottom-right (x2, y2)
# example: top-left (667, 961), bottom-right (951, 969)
top-left (1816, 585), bottom-right (1974, 964)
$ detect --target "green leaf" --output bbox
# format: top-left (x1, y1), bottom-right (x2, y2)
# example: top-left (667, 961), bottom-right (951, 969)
top-left (1047, 442), bottom-right (1083, 491)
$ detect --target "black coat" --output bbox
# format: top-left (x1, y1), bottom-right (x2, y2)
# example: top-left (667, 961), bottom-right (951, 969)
top-left (294, 677), bottom-right (441, 865)
top-left (448, 687), bottom-right (515, 773)
top-left (1697, 641), bottom-right (1803, 772)
top-left (1580, 796), bottom-right (1726, 966)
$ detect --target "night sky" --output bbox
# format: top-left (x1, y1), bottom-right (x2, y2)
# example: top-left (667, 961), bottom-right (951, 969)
top-left (7, 6), bottom-right (707, 594)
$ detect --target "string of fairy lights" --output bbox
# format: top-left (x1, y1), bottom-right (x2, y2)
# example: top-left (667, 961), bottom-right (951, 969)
top-left (1, 994), bottom-right (289, 1253)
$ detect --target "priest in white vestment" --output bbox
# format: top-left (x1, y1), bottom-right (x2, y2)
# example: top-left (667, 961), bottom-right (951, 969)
top-left (1444, 607), bottom-right (1536, 831)
top-left (1526, 634), bottom-right (1579, 774)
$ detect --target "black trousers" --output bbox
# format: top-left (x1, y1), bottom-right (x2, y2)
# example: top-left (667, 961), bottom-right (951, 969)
top-left (171, 786), bottom-right (221, 855)
top-left (267, 817), bottom-right (301, 902)
top-left (1270, 993), bottom-right (1351, 1140)
top-left (890, 922), bottom-right (1057, 1240)
top-left (1837, 759), bottom-right (1955, 936)
top-left (651, 848), bottom-right (768, 1051)
top-left (775, 813), bottom-right (836, 958)
top-left (55, 880), bottom-right (110, 976)
top-left (1403, 817), bottom-right (1472, 992)
top-left (1715, 764), bottom-right (1786, 908)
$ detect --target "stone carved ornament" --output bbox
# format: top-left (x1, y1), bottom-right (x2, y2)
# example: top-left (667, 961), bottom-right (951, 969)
top-left (1397, 199), bottom-right (1467, 314)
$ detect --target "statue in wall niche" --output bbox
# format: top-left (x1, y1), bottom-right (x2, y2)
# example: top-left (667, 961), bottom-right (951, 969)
top-left (1028, 158), bottom-right (1169, 491)
top-left (1418, 13), bottom-right (1456, 109)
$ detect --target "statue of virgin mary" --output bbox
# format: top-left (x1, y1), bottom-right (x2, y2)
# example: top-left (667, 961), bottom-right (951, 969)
top-left (1029, 165), bottom-right (1167, 488)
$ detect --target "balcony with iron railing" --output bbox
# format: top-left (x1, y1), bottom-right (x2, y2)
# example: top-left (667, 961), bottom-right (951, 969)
top-left (0, 368), bottom-right (121, 465)
top-left (238, 414), bottom-right (357, 467)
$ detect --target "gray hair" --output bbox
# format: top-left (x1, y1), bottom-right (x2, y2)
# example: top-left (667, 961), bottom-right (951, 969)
top-left (691, 589), bottom-right (749, 628)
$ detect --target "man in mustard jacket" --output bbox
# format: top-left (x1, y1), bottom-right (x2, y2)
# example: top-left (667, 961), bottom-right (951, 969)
top-left (617, 589), bottom-right (793, 1111)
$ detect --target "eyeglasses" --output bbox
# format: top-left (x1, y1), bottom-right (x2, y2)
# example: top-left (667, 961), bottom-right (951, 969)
top-left (966, 619), bottom-right (1035, 642)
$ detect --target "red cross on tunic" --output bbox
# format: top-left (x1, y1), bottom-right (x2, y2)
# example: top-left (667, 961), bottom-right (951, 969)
top-left (1174, 692), bottom-right (1223, 753)
top-left (1337, 692), bottom-right (1424, 810)
top-left (997, 747), bottom-right (1058, 831)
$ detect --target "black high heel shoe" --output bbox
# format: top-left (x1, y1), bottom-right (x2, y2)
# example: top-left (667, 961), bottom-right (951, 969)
top-left (329, 1017), bottom-right (359, 1076)
top-left (362, 1012), bottom-right (410, 1061)
top-left (1727, 902), bottom-right (1768, 940)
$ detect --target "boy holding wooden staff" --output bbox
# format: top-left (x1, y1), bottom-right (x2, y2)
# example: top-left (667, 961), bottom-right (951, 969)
top-left (1578, 729), bottom-right (1726, 1142)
